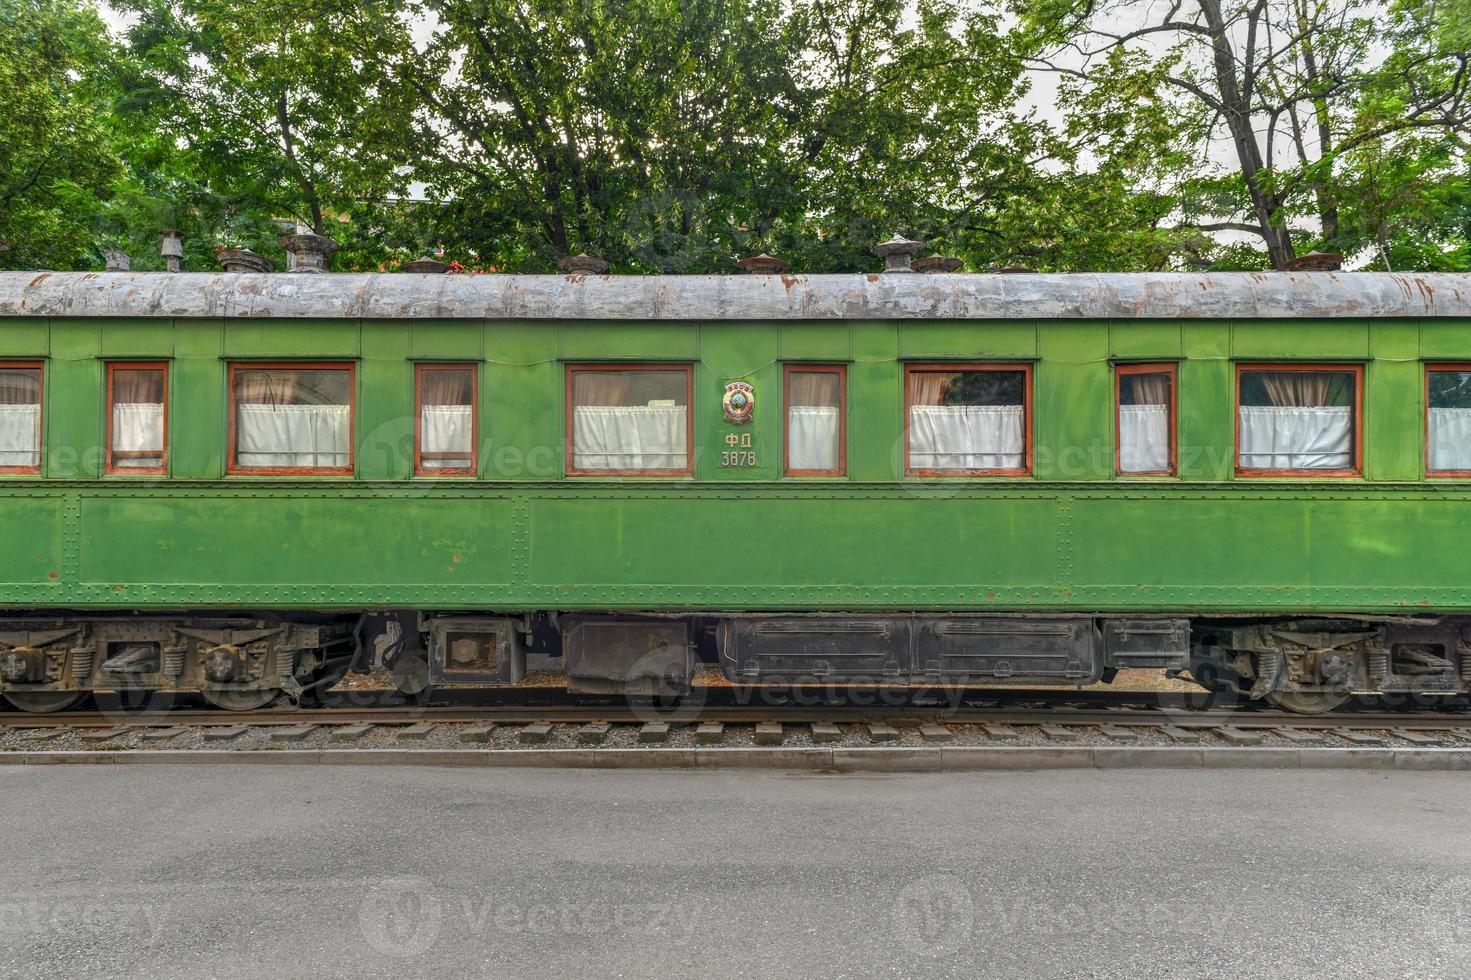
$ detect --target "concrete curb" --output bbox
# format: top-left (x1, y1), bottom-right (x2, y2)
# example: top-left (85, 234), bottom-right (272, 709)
top-left (3, 746), bottom-right (1471, 771)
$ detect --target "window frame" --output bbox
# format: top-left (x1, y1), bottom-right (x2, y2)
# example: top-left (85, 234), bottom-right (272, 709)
top-left (1424, 362), bottom-right (1471, 478)
top-left (1114, 362), bottom-right (1178, 478)
top-left (414, 362), bottom-right (479, 478)
top-left (903, 362), bottom-right (1034, 478)
top-left (1233, 362), bottom-right (1364, 479)
top-left (564, 363), bottom-right (695, 478)
top-left (104, 361), bottom-right (170, 476)
top-left (783, 363), bottom-right (846, 477)
top-left (226, 361), bottom-right (356, 476)
top-left (0, 360), bottom-right (43, 476)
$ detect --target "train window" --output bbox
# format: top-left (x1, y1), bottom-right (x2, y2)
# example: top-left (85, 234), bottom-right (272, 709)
top-left (1236, 365), bottom-right (1361, 476)
top-left (905, 364), bottom-right (1031, 476)
top-left (1426, 366), bottom-right (1471, 476)
top-left (785, 365), bottom-right (845, 476)
top-left (0, 362), bottom-right (42, 474)
top-left (228, 363), bottom-right (354, 475)
top-left (106, 363), bottom-right (168, 474)
top-left (1116, 364), bottom-right (1175, 476)
top-left (566, 365), bottom-right (692, 476)
top-left (415, 364), bottom-right (477, 476)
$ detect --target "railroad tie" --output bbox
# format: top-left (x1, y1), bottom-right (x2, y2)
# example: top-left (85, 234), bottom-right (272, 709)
top-left (808, 722), bottom-right (842, 744)
top-left (1214, 726), bottom-right (1264, 746)
top-left (867, 723), bottom-right (900, 743)
top-left (396, 723), bottom-right (434, 741)
top-left (983, 723), bottom-right (1019, 741)
top-left (1100, 725), bottom-right (1140, 742)
top-left (577, 723), bottom-right (610, 745)
top-left (139, 727), bottom-right (190, 742)
top-left (459, 724), bottom-right (496, 743)
top-left (79, 728), bottom-right (129, 742)
top-left (1159, 725), bottom-right (1200, 744)
top-left (637, 722), bottom-right (670, 744)
top-left (329, 724), bottom-right (373, 742)
top-left (1274, 727), bottom-right (1323, 745)
top-left (1390, 729), bottom-right (1445, 746)
top-left (202, 726), bottom-right (247, 742)
top-left (1335, 729), bottom-right (1386, 746)
top-left (519, 722), bottom-right (554, 744)
top-left (918, 724), bottom-right (953, 744)
top-left (754, 722), bottom-right (784, 746)
top-left (1040, 725), bottom-right (1081, 742)
top-left (694, 722), bottom-right (724, 744)
top-left (268, 725), bottom-right (317, 743)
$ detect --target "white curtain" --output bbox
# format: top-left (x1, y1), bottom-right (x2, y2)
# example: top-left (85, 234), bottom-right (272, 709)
top-left (1429, 408), bottom-right (1471, 472)
top-left (237, 404), bottom-right (350, 469)
top-left (573, 406), bottom-right (687, 470)
top-left (909, 405), bottom-right (1024, 470)
top-left (111, 403), bottom-right (164, 466)
top-left (788, 406), bottom-right (839, 471)
top-left (1238, 406), bottom-right (1352, 470)
top-left (0, 404), bottom-right (40, 468)
top-left (421, 405), bottom-right (474, 469)
top-left (1119, 404), bottom-right (1169, 473)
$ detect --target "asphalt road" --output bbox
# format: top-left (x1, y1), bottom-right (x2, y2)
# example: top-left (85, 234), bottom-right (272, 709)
top-left (1, 765), bottom-right (1468, 979)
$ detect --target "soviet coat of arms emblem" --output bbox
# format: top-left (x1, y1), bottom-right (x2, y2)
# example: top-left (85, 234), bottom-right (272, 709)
top-left (722, 381), bottom-right (755, 424)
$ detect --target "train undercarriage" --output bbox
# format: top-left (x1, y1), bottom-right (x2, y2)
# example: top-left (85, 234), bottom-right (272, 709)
top-left (0, 611), bottom-right (1468, 714)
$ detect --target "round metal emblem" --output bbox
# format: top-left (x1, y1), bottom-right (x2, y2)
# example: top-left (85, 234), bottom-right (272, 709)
top-left (722, 382), bottom-right (755, 424)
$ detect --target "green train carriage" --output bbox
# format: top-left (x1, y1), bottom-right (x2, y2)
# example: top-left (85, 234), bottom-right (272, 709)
top-left (1, 269), bottom-right (1471, 714)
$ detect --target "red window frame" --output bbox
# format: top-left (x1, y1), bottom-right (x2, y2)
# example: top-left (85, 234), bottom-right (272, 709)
top-left (1114, 362), bottom-right (1177, 477)
top-left (903, 362), bottom-right (1033, 477)
top-left (0, 360), bottom-right (43, 475)
top-left (414, 363), bottom-right (479, 478)
top-left (105, 361), bottom-right (169, 476)
top-left (1234, 363), bottom-right (1363, 478)
top-left (783, 363), bottom-right (846, 477)
top-left (565, 363), bottom-right (694, 477)
top-left (1425, 363), bottom-right (1471, 478)
top-left (226, 361), bottom-right (356, 476)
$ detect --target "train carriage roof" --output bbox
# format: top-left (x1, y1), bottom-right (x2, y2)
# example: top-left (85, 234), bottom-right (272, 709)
top-left (1, 270), bottom-right (1468, 320)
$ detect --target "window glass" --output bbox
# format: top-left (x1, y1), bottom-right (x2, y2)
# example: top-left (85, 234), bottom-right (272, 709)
top-left (1428, 369), bottom-right (1471, 473)
top-left (907, 368), bottom-right (1027, 473)
top-left (786, 368), bottom-right (842, 475)
top-left (108, 365), bottom-right (166, 471)
top-left (418, 366), bottom-right (475, 474)
top-left (0, 365), bottom-right (41, 471)
top-left (1118, 369), bottom-right (1172, 474)
top-left (232, 366), bottom-right (352, 472)
top-left (1238, 369), bottom-right (1356, 472)
top-left (569, 368), bottom-right (689, 473)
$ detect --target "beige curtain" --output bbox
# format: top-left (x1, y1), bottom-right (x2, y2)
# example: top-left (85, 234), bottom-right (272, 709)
top-left (1131, 374), bottom-right (1170, 405)
top-left (236, 370), bottom-right (297, 405)
top-left (0, 368), bottom-right (40, 405)
top-left (113, 369), bottom-right (164, 404)
top-left (422, 369), bottom-right (473, 406)
top-left (907, 371), bottom-right (953, 407)
top-left (789, 372), bottom-right (839, 407)
top-left (1262, 373), bottom-right (1332, 407)
top-left (574, 371), bottom-right (632, 405)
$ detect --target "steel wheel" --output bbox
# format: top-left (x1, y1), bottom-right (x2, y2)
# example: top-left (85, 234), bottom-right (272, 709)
top-left (1266, 688), bottom-right (1351, 715)
top-left (4, 691), bottom-right (87, 714)
top-left (201, 688), bottom-right (284, 711)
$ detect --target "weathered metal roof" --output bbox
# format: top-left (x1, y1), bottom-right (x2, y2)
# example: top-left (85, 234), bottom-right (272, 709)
top-left (0, 270), bottom-right (1468, 319)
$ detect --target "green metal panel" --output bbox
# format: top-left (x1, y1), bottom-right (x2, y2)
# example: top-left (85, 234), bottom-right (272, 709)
top-left (1365, 356), bottom-right (1421, 481)
top-left (560, 321), bottom-right (698, 360)
top-left (410, 319), bottom-right (483, 360)
top-left (359, 322), bottom-right (412, 480)
top-left (0, 319), bottom-right (48, 357)
top-left (1110, 321), bottom-right (1182, 360)
top-left (849, 322), bottom-right (901, 480)
top-left (701, 322), bottom-right (778, 481)
top-left (1232, 319), bottom-right (1370, 359)
top-left (1035, 323), bottom-right (1110, 480)
top-left (42, 320), bottom-right (102, 479)
top-left (1420, 319), bottom-right (1471, 359)
top-left (1180, 323), bottom-right (1232, 481)
top-left (224, 319), bottom-right (361, 357)
top-left (0, 493), bottom-right (63, 584)
top-left (483, 325), bottom-right (559, 479)
top-left (781, 322), bottom-right (851, 361)
top-left (100, 319), bottom-right (173, 357)
top-left (900, 321), bottom-right (1037, 359)
top-left (170, 320), bottom-right (226, 478)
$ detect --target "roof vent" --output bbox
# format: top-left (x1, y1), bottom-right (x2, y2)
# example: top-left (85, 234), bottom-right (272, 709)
top-left (278, 232), bottom-right (339, 273)
top-left (1283, 251), bottom-right (1343, 272)
top-left (557, 253), bottom-right (610, 275)
top-left (735, 253), bottom-right (790, 275)
top-left (401, 256), bottom-right (451, 274)
top-left (874, 234), bottom-right (926, 274)
top-left (160, 230), bottom-right (183, 273)
top-left (215, 248), bottom-right (274, 273)
top-left (913, 255), bottom-right (963, 274)
top-left (103, 249), bottom-right (131, 272)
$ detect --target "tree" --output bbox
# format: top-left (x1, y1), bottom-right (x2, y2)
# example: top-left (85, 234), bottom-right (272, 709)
top-left (1015, 0), bottom-right (1471, 268)
top-left (0, 0), bottom-right (121, 269)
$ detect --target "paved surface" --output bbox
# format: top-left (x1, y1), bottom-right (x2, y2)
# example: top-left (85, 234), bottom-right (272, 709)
top-left (1, 766), bottom-right (1469, 979)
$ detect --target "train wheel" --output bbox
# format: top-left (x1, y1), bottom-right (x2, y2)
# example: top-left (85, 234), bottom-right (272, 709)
top-left (4, 691), bottom-right (87, 714)
top-left (1266, 688), bottom-right (1351, 714)
top-left (390, 650), bottom-right (432, 701)
top-left (201, 688), bottom-right (284, 711)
